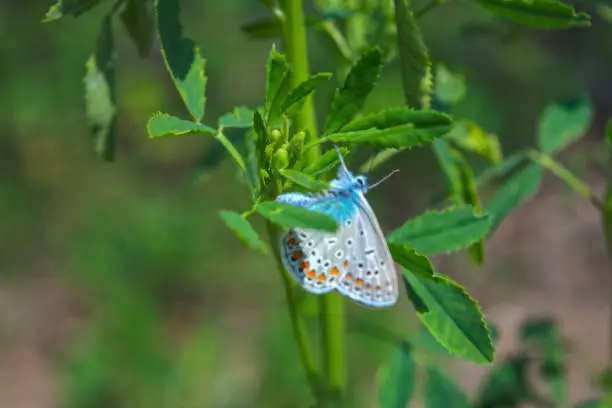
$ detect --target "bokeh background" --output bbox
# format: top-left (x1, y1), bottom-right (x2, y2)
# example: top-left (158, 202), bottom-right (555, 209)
top-left (2, 0), bottom-right (612, 407)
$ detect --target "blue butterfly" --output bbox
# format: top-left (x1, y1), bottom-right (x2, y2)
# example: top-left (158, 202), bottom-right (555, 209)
top-left (276, 147), bottom-right (399, 308)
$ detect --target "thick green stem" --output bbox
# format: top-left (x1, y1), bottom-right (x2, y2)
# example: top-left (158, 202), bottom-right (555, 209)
top-left (320, 293), bottom-right (346, 405)
top-left (281, 0), bottom-right (318, 162)
top-left (266, 222), bottom-right (322, 400)
top-left (280, 0), bottom-right (346, 404)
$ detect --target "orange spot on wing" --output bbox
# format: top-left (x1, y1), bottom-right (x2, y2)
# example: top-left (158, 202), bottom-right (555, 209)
top-left (317, 273), bottom-right (326, 282)
top-left (343, 260), bottom-right (349, 269)
top-left (345, 274), bottom-right (353, 281)
top-left (306, 270), bottom-right (316, 279)
top-left (356, 279), bottom-right (364, 286)
top-left (287, 237), bottom-right (297, 245)
top-left (291, 251), bottom-right (303, 261)
top-left (330, 267), bottom-right (339, 276)
top-left (300, 261), bottom-right (310, 271)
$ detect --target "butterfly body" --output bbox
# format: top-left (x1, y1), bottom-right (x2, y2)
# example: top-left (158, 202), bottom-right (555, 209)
top-left (276, 149), bottom-right (398, 308)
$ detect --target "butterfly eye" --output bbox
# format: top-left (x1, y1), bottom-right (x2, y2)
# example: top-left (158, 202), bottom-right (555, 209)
top-left (357, 177), bottom-right (364, 186)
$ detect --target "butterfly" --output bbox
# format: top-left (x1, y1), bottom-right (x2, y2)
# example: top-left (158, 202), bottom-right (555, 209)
top-left (275, 147), bottom-right (399, 308)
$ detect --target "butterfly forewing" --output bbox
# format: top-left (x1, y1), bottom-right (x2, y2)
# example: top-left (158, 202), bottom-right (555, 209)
top-left (334, 194), bottom-right (398, 307)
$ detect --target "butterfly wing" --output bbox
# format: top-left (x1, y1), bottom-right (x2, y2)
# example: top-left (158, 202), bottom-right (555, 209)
top-left (334, 193), bottom-right (398, 307)
top-left (277, 192), bottom-right (358, 294)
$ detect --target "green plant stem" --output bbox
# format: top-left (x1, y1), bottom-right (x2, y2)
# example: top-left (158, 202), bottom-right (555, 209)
top-left (281, 0), bottom-right (318, 161)
top-left (281, 0), bottom-right (346, 404)
top-left (266, 222), bottom-right (322, 399)
top-left (320, 293), bottom-right (345, 404)
top-left (527, 149), bottom-right (604, 211)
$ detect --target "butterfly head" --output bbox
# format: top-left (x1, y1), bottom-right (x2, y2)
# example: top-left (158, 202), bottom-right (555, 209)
top-left (353, 175), bottom-right (369, 192)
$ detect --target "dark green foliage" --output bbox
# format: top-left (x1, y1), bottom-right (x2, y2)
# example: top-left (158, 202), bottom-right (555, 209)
top-left (121, 0), bottom-right (155, 57)
top-left (155, 0), bottom-right (207, 122)
top-left (324, 48), bottom-right (384, 134)
top-left (474, 0), bottom-right (591, 29)
top-left (44, 0), bottom-right (103, 21)
top-left (377, 342), bottom-right (417, 408)
top-left (394, 0), bottom-right (432, 109)
top-left (476, 354), bottom-right (532, 407)
top-left (424, 367), bottom-right (472, 408)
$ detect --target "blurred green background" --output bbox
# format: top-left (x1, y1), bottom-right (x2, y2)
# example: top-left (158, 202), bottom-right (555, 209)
top-left (2, 0), bottom-right (612, 407)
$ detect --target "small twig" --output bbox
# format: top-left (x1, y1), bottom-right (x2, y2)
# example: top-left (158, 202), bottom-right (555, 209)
top-left (527, 149), bottom-right (604, 211)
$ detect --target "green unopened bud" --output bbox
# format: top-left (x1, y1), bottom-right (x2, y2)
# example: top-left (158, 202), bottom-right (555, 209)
top-left (270, 129), bottom-right (283, 146)
top-left (272, 148), bottom-right (289, 170)
top-left (260, 169), bottom-right (270, 185)
top-left (291, 131), bottom-right (306, 152)
top-left (265, 144), bottom-right (275, 159)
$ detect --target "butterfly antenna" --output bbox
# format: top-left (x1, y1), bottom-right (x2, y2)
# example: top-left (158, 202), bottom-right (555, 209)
top-left (370, 169), bottom-right (400, 189)
top-left (334, 145), bottom-right (349, 170)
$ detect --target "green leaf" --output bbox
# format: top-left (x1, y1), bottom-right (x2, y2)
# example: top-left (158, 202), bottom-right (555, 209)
top-left (155, 0), bottom-right (207, 122)
top-left (219, 106), bottom-right (255, 129)
top-left (474, 0), bottom-right (591, 29)
top-left (377, 342), bottom-right (417, 408)
top-left (324, 48), bottom-right (384, 134)
top-left (281, 73), bottom-right (332, 114)
top-left (147, 112), bottom-right (216, 138)
top-left (342, 108), bottom-right (452, 132)
top-left (279, 169), bottom-right (331, 191)
top-left (301, 146), bottom-right (349, 176)
top-left (253, 111), bottom-right (268, 165)
top-left (475, 150), bottom-right (529, 188)
top-left (244, 131), bottom-right (261, 201)
top-left (537, 99), bottom-right (593, 155)
top-left (219, 211), bottom-right (267, 254)
top-left (328, 123), bottom-right (450, 149)
top-left (256, 201), bottom-right (338, 232)
top-left (387, 244), bottom-right (436, 280)
top-left (448, 120), bottom-right (502, 164)
top-left (433, 140), bottom-right (486, 264)
top-left (241, 19), bottom-right (282, 38)
top-left (519, 317), bottom-right (566, 406)
top-left (434, 140), bottom-right (483, 207)
top-left (265, 47), bottom-right (290, 122)
top-left (476, 354), bottom-right (531, 406)
top-left (394, 0), bottom-right (432, 109)
top-left (434, 64), bottom-right (466, 107)
top-left (402, 270), bottom-right (494, 365)
top-left (43, 0), bottom-right (102, 22)
top-left (84, 14), bottom-right (116, 161)
top-left (424, 367), bottom-right (471, 408)
top-left (485, 164), bottom-right (542, 235)
top-left (387, 206), bottom-right (491, 255)
top-left (120, 0), bottom-right (155, 57)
